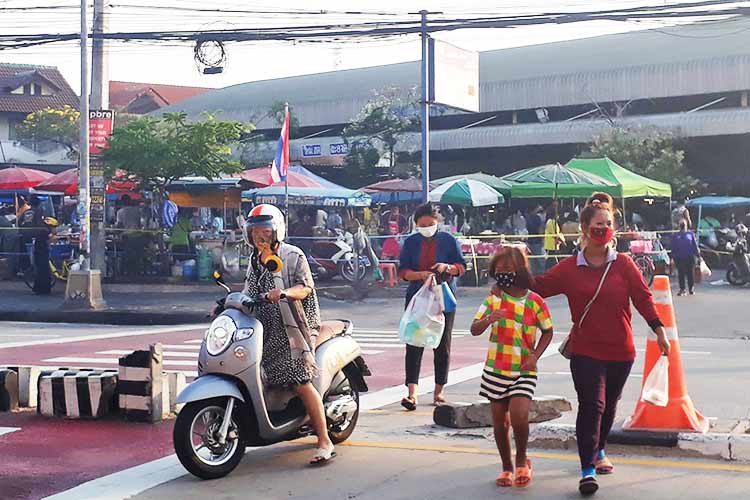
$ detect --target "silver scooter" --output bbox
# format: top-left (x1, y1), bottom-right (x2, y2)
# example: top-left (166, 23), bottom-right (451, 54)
top-left (173, 271), bottom-right (370, 479)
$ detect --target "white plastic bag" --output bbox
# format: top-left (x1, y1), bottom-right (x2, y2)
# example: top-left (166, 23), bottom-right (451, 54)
top-left (641, 355), bottom-right (669, 407)
top-left (699, 259), bottom-right (712, 279)
top-left (398, 276), bottom-right (446, 349)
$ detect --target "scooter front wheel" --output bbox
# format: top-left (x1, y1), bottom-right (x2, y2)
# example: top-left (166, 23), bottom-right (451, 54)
top-left (726, 264), bottom-right (748, 286)
top-left (173, 397), bottom-right (245, 480)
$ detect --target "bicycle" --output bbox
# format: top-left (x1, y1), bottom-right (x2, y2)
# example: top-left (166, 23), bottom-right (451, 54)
top-left (22, 240), bottom-right (78, 290)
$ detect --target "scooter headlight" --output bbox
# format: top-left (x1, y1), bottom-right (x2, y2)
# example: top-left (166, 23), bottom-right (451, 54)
top-left (206, 316), bottom-right (236, 356)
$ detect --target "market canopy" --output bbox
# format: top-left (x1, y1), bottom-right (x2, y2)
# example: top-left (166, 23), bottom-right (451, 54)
top-left (566, 157), bottom-right (672, 198)
top-left (686, 196), bottom-right (750, 208)
top-left (237, 165), bottom-right (342, 189)
top-left (362, 177), bottom-right (432, 204)
top-left (242, 186), bottom-right (372, 208)
top-left (500, 163), bottom-right (617, 199)
top-left (433, 172), bottom-right (513, 196)
top-left (429, 178), bottom-right (504, 207)
top-left (0, 167), bottom-right (53, 190)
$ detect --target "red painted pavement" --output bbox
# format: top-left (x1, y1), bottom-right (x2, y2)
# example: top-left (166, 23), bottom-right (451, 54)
top-left (0, 326), bottom-right (490, 499)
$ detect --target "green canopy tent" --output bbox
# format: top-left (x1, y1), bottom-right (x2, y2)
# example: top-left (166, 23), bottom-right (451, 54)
top-left (565, 157), bottom-right (672, 198)
top-left (433, 172), bottom-right (514, 197)
top-left (499, 163), bottom-right (618, 199)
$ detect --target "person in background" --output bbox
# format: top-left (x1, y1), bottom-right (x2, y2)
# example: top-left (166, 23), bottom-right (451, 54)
top-left (116, 195), bottom-right (142, 230)
top-left (315, 208), bottom-right (328, 229)
top-left (671, 219), bottom-right (700, 296)
top-left (543, 207), bottom-right (565, 270)
top-left (326, 210), bottom-right (343, 232)
top-left (16, 195), bottom-right (31, 221)
top-left (398, 204), bottom-right (466, 410)
top-left (30, 198), bottom-right (54, 295)
top-left (161, 191), bottom-right (178, 229)
top-left (671, 199), bottom-right (692, 229)
top-left (526, 206), bottom-right (545, 275)
top-left (532, 192), bottom-right (671, 496)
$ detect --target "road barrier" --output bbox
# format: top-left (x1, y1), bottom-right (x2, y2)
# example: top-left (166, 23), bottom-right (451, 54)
top-left (0, 365), bottom-right (41, 408)
top-left (118, 343), bottom-right (170, 423)
top-left (0, 368), bottom-right (19, 411)
top-left (37, 369), bottom-right (118, 418)
top-left (623, 275), bottom-right (709, 433)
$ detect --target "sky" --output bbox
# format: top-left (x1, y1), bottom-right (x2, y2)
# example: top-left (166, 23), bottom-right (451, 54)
top-left (0, 1), bottom-right (731, 93)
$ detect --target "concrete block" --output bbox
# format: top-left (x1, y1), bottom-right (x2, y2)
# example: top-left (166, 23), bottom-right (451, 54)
top-left (165, 371), bottom-right (187, 414)
top-left (433, 396), bottom-right (572, 429)
top-left (37, 369), bottom-right (118, 418)
top-left (0, 369), bottom-right (19, 411)
top-left (118, 343), bottom-right (165, 422)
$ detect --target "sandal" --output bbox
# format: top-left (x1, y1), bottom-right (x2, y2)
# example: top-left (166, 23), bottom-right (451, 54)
top-left (579, 476), bottom-right (599, 496)
top-left (401, 396), bottom-right (417, 411)
top-left (595, 456), bottom-right (614, 475)
top-left (309, 446), bottom-right (337, 465)
top-left (514, 459), bottom-right (532, 488)
top-left (495, 470), bottom-right (513, 487)
top-left (433, 395), bottom-right (447, 406)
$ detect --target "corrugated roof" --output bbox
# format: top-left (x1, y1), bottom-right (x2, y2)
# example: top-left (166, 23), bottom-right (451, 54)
top-left (0, 63), bottom-right (78, 114)
top-left (161, 17), bottom-right (750, 127)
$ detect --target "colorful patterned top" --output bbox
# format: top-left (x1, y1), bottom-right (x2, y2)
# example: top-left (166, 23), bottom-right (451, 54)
top-left (474, 290), bottom-right (553, 377)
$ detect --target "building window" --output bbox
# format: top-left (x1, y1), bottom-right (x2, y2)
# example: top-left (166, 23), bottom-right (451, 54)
top-left (33, 83), bottom-right (43, 95)
top-left (23, 84), bottom-right (31, 95)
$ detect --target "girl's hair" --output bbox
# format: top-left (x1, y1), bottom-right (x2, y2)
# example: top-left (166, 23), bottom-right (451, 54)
top-left (579, 192), bottom-right (614, 227)
top-left (488, 246), bottom-right (532, 290)
top-left (413, 203), bottom-right (438, 222)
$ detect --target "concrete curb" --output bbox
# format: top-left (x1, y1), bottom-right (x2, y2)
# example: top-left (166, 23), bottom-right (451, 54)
top-left (529, 423), bottom-right (750, 461)
top-left (0, 310), bottom-right (209, 325)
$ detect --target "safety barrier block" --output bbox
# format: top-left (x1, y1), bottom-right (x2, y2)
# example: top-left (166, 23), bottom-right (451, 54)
top-left (0, 369), bottom-right (19, 412)
top-left (118, 344), bottom-right (169, 423)
top-left (165, 370), bottom-right (187, 414)
top-left (37, 369), bottom-right (118, 418)
top-left (1, 365), bottom-right (43, 408)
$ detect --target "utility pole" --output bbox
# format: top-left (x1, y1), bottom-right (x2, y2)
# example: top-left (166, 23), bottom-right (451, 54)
top-left (420, 10), bottom-right (431, 203)
top-left (90, 0), bottom-right (109, 272)
top-left (63, 0), bottom-right (105, 310)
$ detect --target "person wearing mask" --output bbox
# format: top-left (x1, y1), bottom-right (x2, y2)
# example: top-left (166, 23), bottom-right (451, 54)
top-left (532, 192), bottom-right (670, 496)
top-left (398, 204), bottom-right (466, 410)
top-left (671, 219), bottom-right (700, 296)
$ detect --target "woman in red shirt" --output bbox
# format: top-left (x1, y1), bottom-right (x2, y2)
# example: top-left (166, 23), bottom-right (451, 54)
top-left (532, 192), bottom-right (670, 496)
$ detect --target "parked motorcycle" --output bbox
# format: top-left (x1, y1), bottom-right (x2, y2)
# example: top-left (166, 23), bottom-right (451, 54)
top-left (173, 271), bottom-right (370, 479)
top-left (308, 229), bottom-right (371, 282)
top-left (727, 224), bottom-right (749, 286)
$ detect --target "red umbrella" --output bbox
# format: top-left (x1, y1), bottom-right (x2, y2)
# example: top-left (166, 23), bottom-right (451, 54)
top-left (363, 177), bottom-right (430, 193)
top-left (236, 167), bottom-right (326, 188)
top-left (0, 167), bottom-right (53, 190)
top-left (36, 168), bottom-right (141, 198)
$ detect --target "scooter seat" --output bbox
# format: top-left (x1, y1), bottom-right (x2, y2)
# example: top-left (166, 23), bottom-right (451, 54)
top-left (315, 320), bottom-right (350, 347)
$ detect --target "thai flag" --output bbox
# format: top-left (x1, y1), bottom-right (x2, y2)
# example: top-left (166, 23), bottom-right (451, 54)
top-left (270, 107), bottom-right (290, 184)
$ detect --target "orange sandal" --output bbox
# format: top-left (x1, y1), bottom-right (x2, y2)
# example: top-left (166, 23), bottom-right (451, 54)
top-left (595, 456), bottom-right (614, 474)
top-left (495, 470), bottom-right (513, 487)
top-left (514, 459), bottom-right (533, 488)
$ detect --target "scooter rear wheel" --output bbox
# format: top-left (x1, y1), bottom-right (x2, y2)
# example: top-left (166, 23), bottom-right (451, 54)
top-left (727, 264), bottom-right (748, 286)
top-left (174, 397), bottom-right (245, 480)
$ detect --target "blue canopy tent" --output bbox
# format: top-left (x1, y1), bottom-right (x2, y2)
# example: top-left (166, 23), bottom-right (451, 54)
top-left (242, 186), bottom-right (372, 208)
top-left (687, 196), bottom-right (750, 235)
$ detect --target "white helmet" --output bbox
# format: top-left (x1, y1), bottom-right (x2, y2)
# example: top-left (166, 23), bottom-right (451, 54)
top-left (244, 204), bottom-right (286, 246)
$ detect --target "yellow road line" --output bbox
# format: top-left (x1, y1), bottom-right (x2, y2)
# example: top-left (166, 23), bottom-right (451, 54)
top-left (300, 439), bottom-right (750, 473)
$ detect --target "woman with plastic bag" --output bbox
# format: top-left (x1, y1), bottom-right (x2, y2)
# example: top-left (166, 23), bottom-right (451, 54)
top-left (670, 219), bottom-right (701, 296)
top-left (398, 204), bottom-right (466, 410)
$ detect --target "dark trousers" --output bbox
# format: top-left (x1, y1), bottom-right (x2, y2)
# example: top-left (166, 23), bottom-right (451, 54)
top-left (32, 237), bottom-right (51, 295)
top-left (405, 312), bottom-right (454, 386)
top-left (570, 355), bottom-right (633, 468)
top-left (675, 256), bottom-right (695, 292)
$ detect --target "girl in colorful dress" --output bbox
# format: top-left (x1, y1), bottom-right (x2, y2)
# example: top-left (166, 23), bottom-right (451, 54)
top-left (471, 246), bottom-right (554, 488)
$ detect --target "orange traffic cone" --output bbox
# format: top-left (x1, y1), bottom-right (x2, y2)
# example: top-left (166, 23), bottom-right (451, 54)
top-left (623, 275), bottom-right (709, 433)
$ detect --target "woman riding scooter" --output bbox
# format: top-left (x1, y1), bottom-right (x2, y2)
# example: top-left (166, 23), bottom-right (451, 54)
top-left (242, 204), bottom-right (336, 464)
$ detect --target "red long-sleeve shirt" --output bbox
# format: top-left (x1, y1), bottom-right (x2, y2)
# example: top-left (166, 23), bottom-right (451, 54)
top-left (532, 253), bottom-right (661, 362)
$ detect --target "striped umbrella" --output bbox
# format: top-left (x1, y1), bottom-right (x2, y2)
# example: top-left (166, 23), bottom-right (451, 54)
top-left (428, 178), bottom-right (504, 207)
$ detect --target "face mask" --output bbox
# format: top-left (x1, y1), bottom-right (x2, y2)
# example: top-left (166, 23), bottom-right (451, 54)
top-left (495, 271), bottom-right (517, 288)
top-left (589, 226), bottom-right (615, 246)
top-left (417, 224), bottom-right (438, 238)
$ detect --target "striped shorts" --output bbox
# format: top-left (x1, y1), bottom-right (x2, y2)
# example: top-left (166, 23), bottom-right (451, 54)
top-left (479, 369), bottom-right (537, 401)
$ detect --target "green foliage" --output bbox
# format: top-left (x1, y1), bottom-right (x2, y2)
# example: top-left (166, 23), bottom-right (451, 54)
top-left (589, 127), bottom-right (703, 198)
top-left (16, 105), bottom-right (80, 158)
top-left (267, 100), bottom-right (300, 139)
top-left (342, 87), bottom-right (420, 185)
top-left (101, 112), bottom-right (252, 190)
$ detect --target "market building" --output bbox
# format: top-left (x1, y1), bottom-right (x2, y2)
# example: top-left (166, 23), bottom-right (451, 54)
top-left (0, 63), bottom-right (79, 173)
top-left (162, 17), bottom-right (750, 194)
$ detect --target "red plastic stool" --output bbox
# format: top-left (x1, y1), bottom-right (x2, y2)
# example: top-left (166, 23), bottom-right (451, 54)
top-left (377, 263), bottom-right (398, 288)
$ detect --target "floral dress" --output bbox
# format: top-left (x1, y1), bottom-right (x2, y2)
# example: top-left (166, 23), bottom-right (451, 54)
top-left (243, 249), bottom-right (321, 388)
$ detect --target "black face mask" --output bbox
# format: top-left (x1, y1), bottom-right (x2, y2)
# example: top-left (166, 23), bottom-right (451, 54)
top-left (495, 272), bottom-right (517, 288)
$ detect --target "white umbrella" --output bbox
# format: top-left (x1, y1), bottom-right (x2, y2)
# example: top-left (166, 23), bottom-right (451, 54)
top-left (428, 178), bottom-right (504, 207)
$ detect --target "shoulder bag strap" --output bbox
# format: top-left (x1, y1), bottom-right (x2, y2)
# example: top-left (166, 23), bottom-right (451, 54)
top-left (577, 260), bottom-right (614, 329)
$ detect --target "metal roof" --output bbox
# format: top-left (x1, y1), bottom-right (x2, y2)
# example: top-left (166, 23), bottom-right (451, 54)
top-left (161, 17), bottom-right (750, 128)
